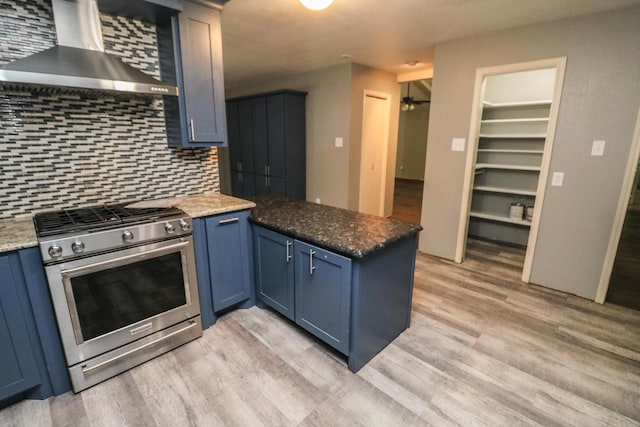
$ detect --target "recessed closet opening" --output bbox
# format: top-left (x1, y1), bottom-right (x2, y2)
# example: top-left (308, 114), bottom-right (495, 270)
top-left (455, 58), bottom-right (566, 282)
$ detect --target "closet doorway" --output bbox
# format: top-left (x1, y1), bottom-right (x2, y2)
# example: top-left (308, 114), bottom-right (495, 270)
top-left (359, 91), bottom-right (391, 216)
top-left (606, 163), bottom-right (640, 310)
top-left (455, 58), bottom-right (566, 282)
top-left (597, 108), bottom-right (640, 308)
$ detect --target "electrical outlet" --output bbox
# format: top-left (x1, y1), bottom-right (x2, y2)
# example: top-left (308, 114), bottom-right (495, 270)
top-left (591, 140), bottom-right (605, 156)
top-left (551, 172), bottom-right (564, 187)
top-left (335, 137), bottom-right (343, 148)
top-left (451, 138), bottom-right (465, 152)
top-left (315, 198), bottom-right (321, 204)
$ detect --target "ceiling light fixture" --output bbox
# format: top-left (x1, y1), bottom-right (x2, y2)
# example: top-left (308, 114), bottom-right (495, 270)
top-left (400, 81), bottom-right (430, 112)
top-left (300, 0), bottom-right (334, 11)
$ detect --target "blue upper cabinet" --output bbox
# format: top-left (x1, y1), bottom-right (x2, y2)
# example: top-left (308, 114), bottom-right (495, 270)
top-left (163, 0), bottom-right (227, 147)
top-left (0, 253), bottom-right (41, 403)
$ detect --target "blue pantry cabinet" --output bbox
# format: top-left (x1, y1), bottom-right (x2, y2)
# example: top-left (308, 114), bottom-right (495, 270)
top-left (227, 90), bottom-right (307, 199)
top-left (193, 210), bottom-right (253, 328)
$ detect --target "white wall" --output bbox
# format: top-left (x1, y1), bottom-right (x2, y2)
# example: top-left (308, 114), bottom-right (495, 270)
top-left (420, 5), bottom-right (640, 299)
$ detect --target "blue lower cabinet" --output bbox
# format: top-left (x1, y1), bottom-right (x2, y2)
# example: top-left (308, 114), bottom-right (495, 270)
top-left (0, 253), bottom-right (41, 403)
top-left (0, 248), bottom-right (71, 406)
top-left (253, 226), bottom-right (295, 320)
top-left (251, 225), bottom-right (417, 372)
top-left (193, 210), bottom-right (253, 328)
top-left (252, 225), bottom-right (351, 354)
top-left (294, 241), bottom-right (351, 355)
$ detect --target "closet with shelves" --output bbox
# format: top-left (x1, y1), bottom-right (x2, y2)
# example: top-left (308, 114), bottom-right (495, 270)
top-left (468, 69), bottom-right (556, 246)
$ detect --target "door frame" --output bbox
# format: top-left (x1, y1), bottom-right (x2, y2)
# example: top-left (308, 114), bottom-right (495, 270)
top-left (595, 108), bottom-right (640, 303)
top-left (359, 90), bottom-right (391, 217)
top-left (454, 57), bottom-right (566, 284)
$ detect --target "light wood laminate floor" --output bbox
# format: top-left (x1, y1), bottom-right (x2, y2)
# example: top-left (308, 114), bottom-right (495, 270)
top-left (2, 239), bottom-right (639, 426)
top-left (390, 178), bottom-right (424, 225)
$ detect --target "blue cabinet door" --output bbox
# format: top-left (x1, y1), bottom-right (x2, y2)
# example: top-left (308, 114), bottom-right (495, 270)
top-left (205, 211), bottom-right (252, 312)
top-left (294, 241), bottom-right (351, 354)
top-left (171, 1), bottom-right (226, 146)
top-left (0, 254), bottom-right (40, 402)
top-left (253, 226), bottom-right (295, 320)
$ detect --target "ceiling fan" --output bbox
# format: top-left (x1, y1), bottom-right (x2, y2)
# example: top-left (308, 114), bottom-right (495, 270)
top-left (401, 81), bottom-right (430, 111)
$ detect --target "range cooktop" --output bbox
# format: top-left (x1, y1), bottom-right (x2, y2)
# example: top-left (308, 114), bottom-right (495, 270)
top-left (33, 203), bottom-right (185, 237)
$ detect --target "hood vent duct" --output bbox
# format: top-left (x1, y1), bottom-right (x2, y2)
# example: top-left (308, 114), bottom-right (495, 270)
top-left (0, 0), bottom-right (178, 97)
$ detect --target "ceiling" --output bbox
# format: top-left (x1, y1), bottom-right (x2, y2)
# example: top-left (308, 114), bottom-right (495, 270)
top-left (219, 0), bottom-right (640, 90)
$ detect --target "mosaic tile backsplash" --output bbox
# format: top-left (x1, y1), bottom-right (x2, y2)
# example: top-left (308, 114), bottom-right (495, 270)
top-left (0, 0), bottom-right (219, 219)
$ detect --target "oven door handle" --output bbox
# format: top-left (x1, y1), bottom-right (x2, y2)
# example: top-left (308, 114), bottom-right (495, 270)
top-left (61, 241), bottom-right (190, 278)
top-left (81, 320), bottom-right (199, 374)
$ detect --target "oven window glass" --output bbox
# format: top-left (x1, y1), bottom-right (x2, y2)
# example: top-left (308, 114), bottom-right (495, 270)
top-left (70, 252), bottom-right (187, 341)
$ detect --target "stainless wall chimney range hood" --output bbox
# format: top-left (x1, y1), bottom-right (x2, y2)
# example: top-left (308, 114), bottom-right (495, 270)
top-left (0, 0), bottom-right (179, 96)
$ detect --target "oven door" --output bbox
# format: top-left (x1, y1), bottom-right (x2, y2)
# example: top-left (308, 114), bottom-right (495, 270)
top-left (45, 236), bottom-right (200, 366)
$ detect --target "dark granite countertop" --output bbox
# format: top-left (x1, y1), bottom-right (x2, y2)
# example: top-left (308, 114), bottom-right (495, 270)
top-left (249, 197), bottom-right (422, 258)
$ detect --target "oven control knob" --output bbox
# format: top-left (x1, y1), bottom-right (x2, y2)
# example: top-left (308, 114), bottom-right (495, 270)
top-left (179, 219), bottom-right (191, 232)
top-left (165, 222), bottom-right (176, 234)
top-left (48, 245), bottom-right (63, 258)
top-left (122, 230), bottom-right (134, 243)
top-left (71, 241), bottom-right (85, 254)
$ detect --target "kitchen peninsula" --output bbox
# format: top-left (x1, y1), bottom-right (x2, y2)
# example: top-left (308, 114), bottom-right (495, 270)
top-left (250, 197), bottom-right (422, 372)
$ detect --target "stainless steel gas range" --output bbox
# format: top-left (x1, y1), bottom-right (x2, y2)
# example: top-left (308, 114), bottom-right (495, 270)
top-left (33, 204), bottom-right (202, 392)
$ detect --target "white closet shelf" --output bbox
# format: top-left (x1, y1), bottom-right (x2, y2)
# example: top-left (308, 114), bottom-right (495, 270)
top-left (475, 163), bottom-right (541, 171)
top-left (477, 149), bottom-right (544, 154)
top-left (470, 211), bottom-right (532, 227)
top-left (482, 100), bottom-right (552, 108)
top-left (481, 118), bottom-right (549, 124)
top-left (473, 186), bottom-right (536, 196)
top-left (479, 134), bottom-right (547, 139)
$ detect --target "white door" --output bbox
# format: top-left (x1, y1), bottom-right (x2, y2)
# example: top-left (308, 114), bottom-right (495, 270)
top-left (359, 92), bottom-right (390, 216)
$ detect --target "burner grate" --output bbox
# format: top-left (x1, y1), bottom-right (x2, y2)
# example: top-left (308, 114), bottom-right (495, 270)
top-left (33, 203), bottom-right (184, 237)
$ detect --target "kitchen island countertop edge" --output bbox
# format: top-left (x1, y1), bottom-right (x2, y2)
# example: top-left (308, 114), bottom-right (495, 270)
top-left (249, 197), bottom-right (422, 259)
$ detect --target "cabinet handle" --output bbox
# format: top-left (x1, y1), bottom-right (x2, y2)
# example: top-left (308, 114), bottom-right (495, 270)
top-left (267, 175), bottom-right (271, 187)
top-left (219, 217), bottom-right (239, 225)
top-left (264, 165), bottom-right (268, 175)
top-left (189, 119), bottom-right (195, 141)
top-left (286, 240), bottom-right (292, 263)
top-left (309, 249), bottom-right (316, 275)
top-left (267, 165), bottom-right (271, 175)
top-left (237, 162), bottom-right (243, 172)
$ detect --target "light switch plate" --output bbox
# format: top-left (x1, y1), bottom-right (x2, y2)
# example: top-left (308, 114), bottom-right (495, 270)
top-left (335, 137), bottom-right (343, 148)
top-left (591, 140), bottom-right (605, 156)
top-left (451, 138), bottom-right (465, 152)
top-left (551, 172), bottom-right (564, 187)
